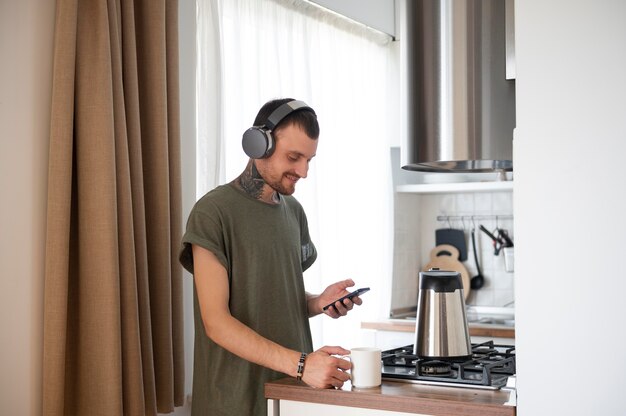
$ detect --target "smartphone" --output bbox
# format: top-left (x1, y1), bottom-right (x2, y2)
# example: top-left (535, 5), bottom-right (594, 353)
top-left (322, 287), bottom-right (370, 311)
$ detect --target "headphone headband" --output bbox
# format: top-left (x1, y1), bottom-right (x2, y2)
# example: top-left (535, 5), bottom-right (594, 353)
top-left (265, 100), bottom-right (315, 130)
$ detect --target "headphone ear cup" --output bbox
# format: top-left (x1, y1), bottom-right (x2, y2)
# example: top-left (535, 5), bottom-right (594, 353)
top-left (242, 127), bottom-right (274, 159)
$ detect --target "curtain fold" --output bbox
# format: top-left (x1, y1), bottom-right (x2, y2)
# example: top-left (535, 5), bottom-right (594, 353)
top-left (43, 0), bottom-right (183, 415)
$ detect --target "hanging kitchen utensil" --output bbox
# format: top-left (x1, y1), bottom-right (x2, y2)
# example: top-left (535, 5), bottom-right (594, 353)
top-left (435, 228), bottom-right (468, 261)
top-left (422, 244), bottom-right (470, 300)
top-left (497, 228), bottom-right (514, 248)
top-left (469, 229), bottom-right (485, 290)
top-left (479, 224), bottom-right (503, 255)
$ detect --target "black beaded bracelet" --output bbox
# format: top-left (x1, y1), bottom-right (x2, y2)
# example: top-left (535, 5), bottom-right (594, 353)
top-left (296, 352), bottom-right (307, 381)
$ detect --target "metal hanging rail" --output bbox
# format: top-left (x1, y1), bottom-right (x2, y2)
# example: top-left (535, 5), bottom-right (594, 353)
top-left (436, 214), bottom-right (514, 222)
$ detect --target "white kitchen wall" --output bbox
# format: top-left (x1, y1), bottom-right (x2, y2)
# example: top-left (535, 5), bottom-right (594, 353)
top-left (0, 1), bottom-right (54, 414)
top-left (391, 189), bottom-right (515, 312)
top-left (515, 0), bottom-right (626, 414)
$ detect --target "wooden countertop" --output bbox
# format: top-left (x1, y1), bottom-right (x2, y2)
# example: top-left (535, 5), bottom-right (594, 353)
top-left (361, 320), bottom-right (515, 340)
top-left (265, 377), bottom-right (516, 416)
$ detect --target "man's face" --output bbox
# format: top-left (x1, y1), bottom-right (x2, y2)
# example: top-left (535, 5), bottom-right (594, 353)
top-left (255, 123), bottom-right (318, 195)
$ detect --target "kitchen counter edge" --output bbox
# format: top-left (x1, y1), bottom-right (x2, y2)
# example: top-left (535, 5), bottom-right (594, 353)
top-left (265, 377), bottom-right (516, 416)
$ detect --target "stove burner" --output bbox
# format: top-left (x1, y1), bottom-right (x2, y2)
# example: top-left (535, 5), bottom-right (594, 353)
top-left (381, 341), bottom-right (516, 389)
top-left (419, 360), bottom-right (452, 376)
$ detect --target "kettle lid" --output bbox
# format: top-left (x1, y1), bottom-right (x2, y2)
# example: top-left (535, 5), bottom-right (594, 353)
top-left (419, 269), bottom-right (463, 292)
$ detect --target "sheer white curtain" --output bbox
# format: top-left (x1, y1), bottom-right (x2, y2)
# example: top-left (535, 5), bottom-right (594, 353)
top-left (196, 0), bottom-right (223, 196)
top-left (197, 0), bottom-right (397, 348)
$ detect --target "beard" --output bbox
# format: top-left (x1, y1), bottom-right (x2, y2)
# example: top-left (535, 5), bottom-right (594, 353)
top-left (266, 173), bottom-right (297, 195)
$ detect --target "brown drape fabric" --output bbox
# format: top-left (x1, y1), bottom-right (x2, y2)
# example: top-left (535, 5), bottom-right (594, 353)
top-left (43, 0), bottom-right (184, 415)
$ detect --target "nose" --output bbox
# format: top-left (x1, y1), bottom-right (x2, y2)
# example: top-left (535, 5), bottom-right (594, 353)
top-left (294, 159), bottom-right (309, 179)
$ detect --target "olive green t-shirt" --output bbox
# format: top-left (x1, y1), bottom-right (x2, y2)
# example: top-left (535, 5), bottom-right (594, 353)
top-left (179, 183), bottom-right (316, 416)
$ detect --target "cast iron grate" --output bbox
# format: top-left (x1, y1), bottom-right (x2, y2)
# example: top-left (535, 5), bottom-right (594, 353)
top-left (381, 341), bottom-right (516, 388)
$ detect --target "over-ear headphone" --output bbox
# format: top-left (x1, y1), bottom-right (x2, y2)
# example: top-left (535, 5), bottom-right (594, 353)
top-left (242, 100), bottom-right (315, 159)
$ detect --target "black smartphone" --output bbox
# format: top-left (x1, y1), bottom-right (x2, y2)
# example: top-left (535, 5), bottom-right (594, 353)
top-left (322, 287), bottom-right (370, 311)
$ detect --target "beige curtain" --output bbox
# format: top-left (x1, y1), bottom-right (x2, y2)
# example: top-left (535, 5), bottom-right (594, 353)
top-left (43, 0), bottom-right (184, 415)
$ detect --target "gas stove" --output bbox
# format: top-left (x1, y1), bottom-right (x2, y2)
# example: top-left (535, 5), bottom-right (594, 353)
top-left (381, 341), bottom-right (516, 390)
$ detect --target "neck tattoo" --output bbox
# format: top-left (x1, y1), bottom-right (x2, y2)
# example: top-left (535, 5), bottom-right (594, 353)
top-left (235, 160), bottom-right (279, 203)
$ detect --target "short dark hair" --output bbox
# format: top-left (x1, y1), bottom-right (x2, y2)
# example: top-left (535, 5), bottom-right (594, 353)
top-left (253, 98), bottom-right (320, 139)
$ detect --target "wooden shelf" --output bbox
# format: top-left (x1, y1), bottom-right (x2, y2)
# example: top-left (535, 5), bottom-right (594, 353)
top-left (396, 181), bottom-right (513, 194)
top-left (361, 320), bottom-right (515, 340)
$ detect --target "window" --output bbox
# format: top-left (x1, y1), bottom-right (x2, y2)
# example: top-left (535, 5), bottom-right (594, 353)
top-left (197, 0), bottom-right (397, 347)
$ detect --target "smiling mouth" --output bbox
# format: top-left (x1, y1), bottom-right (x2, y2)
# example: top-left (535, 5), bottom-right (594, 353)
top-left (285, 174), bottom-right (300, 183)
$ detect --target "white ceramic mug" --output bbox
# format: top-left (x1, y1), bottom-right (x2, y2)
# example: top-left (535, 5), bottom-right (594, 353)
top-left (344, 347), bottom-right (382, 388)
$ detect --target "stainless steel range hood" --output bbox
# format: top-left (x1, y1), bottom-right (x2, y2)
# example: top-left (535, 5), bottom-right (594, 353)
top-left (400, 0), bottom-right (516, 172)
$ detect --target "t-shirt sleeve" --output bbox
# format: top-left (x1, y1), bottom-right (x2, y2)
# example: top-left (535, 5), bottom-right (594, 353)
top-left (298, 207), bottom-right (317, 272)
top-left (179, 200), bottom-right (229, 275)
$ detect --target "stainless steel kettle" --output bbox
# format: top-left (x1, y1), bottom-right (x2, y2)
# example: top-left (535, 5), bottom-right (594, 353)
top-left (414, 269), bottom-right (472, 360)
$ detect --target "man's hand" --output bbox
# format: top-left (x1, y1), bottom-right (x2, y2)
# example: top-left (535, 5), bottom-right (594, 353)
top-left (301, 346), bottom-right (351, 388)
top-left (314, 279), bottom-right (364, 319)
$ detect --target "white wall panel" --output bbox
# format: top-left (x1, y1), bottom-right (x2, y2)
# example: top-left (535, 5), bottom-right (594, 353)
top-left (0, 1), bottom-right (55, 414)
top-left (514, 1), bottom-right (626, 415)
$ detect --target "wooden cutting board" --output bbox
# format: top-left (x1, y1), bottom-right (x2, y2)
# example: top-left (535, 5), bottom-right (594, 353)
top-left (422, 244), bottom-right (471, 300)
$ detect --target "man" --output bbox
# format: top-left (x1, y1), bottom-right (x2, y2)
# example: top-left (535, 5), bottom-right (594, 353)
top-left (179, 98), bottom-right (363, 415)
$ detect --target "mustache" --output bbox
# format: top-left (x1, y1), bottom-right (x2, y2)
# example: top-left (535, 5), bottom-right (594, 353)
top-left (284, 171), bottom-right (301, 179)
